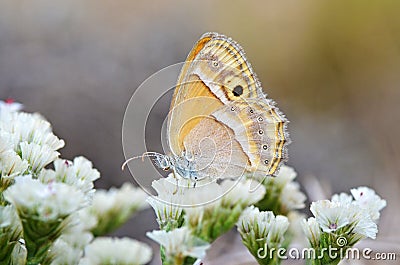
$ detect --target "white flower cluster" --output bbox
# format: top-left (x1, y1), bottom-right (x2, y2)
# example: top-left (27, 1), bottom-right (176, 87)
top-left (147, 174), bottom-right (266, 263)
top-left (237, 205), bottom-right (289, 244)
top-left (39, 157), bottom-right (100, 197)
top-left (236, 206), bottom-right (289, 264)
top-left (257, 165), bottom-right (306, 215)
top-left (49, 217), bottom-right (94, 265)
top-left (0, 103), bottom-right (64, 177)
top-left (147, 227), bottom-right (210, 260)
top-left (302, 186), bottom-right (386, 247)
top-left (0, 100), bottom-right (151, 265)
top-left (79, 237), bottom-right (152, 265)
top-left (4, 176), bottom-right (88, 221)
top-left (85, 182), bottom-right (149, 236)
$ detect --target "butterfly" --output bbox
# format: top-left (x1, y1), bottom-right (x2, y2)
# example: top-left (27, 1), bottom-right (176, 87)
top-left (125, 32), bottom-right (289, 183)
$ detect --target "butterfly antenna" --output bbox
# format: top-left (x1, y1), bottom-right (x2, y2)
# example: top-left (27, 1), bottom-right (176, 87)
top-left (121, 152), bottom-right (163, 171)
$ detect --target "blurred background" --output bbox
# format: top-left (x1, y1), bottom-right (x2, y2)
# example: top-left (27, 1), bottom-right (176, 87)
top-left (0, 0), bottom-right (399, 263)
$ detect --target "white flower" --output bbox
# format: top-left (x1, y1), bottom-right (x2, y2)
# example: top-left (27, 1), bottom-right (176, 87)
top-left (184, 179), bottom-right (222, 207)
top-left (350, 186), bottom-right (386, 221)
top-left (309, 199), bottom-right (378, 239)
top-left (0, 205), bottom-right (22, 239)
top-left (275, 165), bottom-right (306, 210)
top-left (114, 182), bottom-right (149, 210)
top-left (147, 227), bottom-right (210, 259)
top-left (310, 200), bottom-right (350, 233)
top-left (220, 179), bottom-right (266, 207)
top-left (301, 217), bottom-right (321, 246)
top-left (79, 237), bottom-right (152, 265)
top-left (331, 192), bottom-right (353, 205)
top-left (147, 196), bottom-right (183, 229)
top-left (0, 111), bottom-right (64, 152)
top-left (0, 130), bottom-right (19, 155)
top-left (346, 203), bottom-right (378, 239)
top-left (0, 149), bottom-right (28, 178)
top-left (20, 142), bottom-right (59, 173)
top-left (90, 190), bottom-right (115, 213)
top-left (71, 157), bottom-right (101, 185)
top-left (77, 208), bottom-right (98, 231)
top-left (152, 174), bottom-right (226, 206)
top-left (287, 211), bottom-right (307, 242)
top-left (0, 134), bottom-right (28, 178)
top-left (274, 164), bottom-right (297, 186)
top-left (83, 182), bottom-right (148, 236)
top-left (281, 181), bottom-right (306, 210)
top-left (151, 175), bottom-right (222, 228)
top-left (0, 110), bottom-right (64, 177)
top-left (3, 176), bottom-right (87, 221)
top-left (267, 215), bottom-right (290, 244)
top-left (151, 173), bottom-right (185, 196)
top-left (51, 214), bottom-right (93, 264)
top-left (39, 157), bottom-right (100, 196)
top-left (237, 206), bottom-right (289, 244)
top-left (237, 206), bottom-right (273, 236)
top-left (50, 239), bottom-right (83, 265)
top-left (0, 205), bottom-right (13, 228)
top-left (90, 182), bottom-right (148, 216)
top-left (184, 184), bottom-right (223, 224)
top-left (59, 213), bottom-right (94, 249)
top-left (0, 99), bottom-right (23, 114)
top-left (11, 241), bottom-right (27, 265)
top-left (0, 135), bottom-right (13, 154)
top-left (263, 165), bottom-right (306, 212)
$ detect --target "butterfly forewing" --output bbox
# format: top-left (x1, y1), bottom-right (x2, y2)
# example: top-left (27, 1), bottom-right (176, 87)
top-left (168, 33), bottom-right (263, 155)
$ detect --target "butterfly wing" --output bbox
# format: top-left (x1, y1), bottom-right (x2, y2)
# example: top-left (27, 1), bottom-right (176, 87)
top-left (168, 32), bottom-right (263, 155)
top-left (182, 116), bottom-right (249, 180)
top-left (211, 100), bottom-right (289, 176)
top-left (168, 32), bottom-right (289, 177)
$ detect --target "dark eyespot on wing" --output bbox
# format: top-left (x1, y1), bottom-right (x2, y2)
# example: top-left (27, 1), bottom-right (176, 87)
top-left (233, 85), bottom-right (243, 97)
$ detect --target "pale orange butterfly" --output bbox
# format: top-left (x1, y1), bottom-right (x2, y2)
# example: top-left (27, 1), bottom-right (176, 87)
top-left (125, 32), bottom-right (289, 184)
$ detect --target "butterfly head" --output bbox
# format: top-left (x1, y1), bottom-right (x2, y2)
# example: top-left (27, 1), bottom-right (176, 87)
top-left (152, 153), bottom-right (171, 171)
top-left (122, 151), bottom-right (200, 182)
top-left (121, 152), bottom-right (171, 172)
top-left (155, 150), bottom-right (200, 181)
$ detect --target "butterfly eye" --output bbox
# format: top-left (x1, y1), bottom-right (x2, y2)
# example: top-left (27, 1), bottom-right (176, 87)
top-left (264, 159), bottom-right (269, 165)
top-left (249, 108), bottom-right (254, 114)
top-left (258, 129), bottom-right (264, 135)
top-left (257, 116), bottom-right (263, 122)
top-left (213, 61), bottom-right (219, 67)
top-left (263, 144), bottom-right (268, 150)
top-left (232, 85), bottom-right (243, 97)
top-left (230, 106), bottom-right (236, 111)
